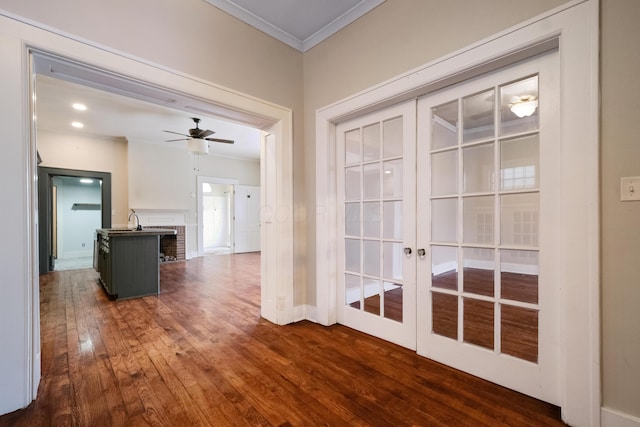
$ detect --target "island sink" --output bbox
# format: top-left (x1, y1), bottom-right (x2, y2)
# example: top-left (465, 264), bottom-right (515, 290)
top-left (95, 227), bottom-right (177, 299)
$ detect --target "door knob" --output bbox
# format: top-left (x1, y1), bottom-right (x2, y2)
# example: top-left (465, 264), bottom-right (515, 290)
top-left (404, 247), bottom-right (412, 256)
top-left (417, 248), bottom-right (426, 257)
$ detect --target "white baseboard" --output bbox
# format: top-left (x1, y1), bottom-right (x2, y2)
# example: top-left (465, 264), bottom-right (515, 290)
top-left (60, 249), bottom-right (93, 259)
top-left (294, 304), bottom-right (317, 323)
top-left (602, 407), bottom-right (640, 427)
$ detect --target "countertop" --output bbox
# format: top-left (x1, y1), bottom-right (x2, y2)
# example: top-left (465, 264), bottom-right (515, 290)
top-left (97, 228), bottom-right (177, 237)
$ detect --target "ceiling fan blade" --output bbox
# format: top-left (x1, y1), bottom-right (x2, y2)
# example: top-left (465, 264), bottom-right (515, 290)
top-left (199, 129), bottom-right (215, 138)
top-left (165, 138), bottom-right (190, 142)
top-left (163, 130), bottom-right (190, 137)
top-left (205, 137), bottom-right (234, 144)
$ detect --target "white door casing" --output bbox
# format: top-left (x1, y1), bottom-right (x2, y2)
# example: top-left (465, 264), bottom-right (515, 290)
top-left (0, 11), bottom-right (294, 415)
top-left (197, 176), bottom-right (238, 256)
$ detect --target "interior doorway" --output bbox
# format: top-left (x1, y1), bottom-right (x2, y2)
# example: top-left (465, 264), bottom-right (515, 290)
top-left (197, 177), bottom-right (262, 256)
top-left (202, 182), bottom-right (233, 254)
top-left (37, 167), bottom-right (112, 274)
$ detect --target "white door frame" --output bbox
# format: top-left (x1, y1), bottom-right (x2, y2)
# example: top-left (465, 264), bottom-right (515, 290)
top-left (196, 176), bottom-right (239, 256)
top-left (315, 1), bottom-right (599, 426)
top-left (0, 9), bottom-right (294, 414)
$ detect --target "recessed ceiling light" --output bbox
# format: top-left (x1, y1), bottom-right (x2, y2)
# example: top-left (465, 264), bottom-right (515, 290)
top-left (71, 121), bottom-right (84, 128)
top-left (72, 103), bottom-right (87, 111)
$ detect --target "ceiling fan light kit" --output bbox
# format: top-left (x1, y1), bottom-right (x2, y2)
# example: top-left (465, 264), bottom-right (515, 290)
top-left (508, 95), bottom-right (538, 118)
top-left (188, 139), bottom-right (209, 155)
top-left (163, 117), bottom-right (234, 155)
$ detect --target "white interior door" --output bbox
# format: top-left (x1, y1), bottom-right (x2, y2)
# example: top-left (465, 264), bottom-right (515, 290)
top-left (416, 53), bottom-right (561, 404)
top-left (234, 184), bottom-right (261, 253)
top-left (336, 101), bottom-right (417, 350)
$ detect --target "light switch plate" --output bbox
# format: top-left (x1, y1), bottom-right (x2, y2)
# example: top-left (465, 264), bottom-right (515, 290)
top-left (620, 176), bottom-right (640, 201)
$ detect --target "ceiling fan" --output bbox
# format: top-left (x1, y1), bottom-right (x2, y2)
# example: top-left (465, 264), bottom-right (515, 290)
top-left (163, 117), bottom-right (234, 155)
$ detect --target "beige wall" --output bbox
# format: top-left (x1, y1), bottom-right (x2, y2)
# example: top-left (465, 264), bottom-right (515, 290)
top-left (37, 130), bottom-right (129, 225)
top-left (600, 0), bottom-right (640, 417)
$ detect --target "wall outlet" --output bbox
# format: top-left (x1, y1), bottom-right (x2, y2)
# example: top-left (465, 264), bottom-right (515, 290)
top-left (620, 176), bottom-right (640, 201)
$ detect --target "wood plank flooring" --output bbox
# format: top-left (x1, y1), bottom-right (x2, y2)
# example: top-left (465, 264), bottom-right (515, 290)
top-left (0, 253), bottom-right (566, 426)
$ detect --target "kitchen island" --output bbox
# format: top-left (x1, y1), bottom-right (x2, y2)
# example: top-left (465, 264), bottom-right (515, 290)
top-left (95, 227), bottom-right (177, 299)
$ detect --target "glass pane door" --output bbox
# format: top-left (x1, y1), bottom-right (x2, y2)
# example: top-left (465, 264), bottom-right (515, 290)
top-left (337, 101), bottom-right (416, 350)
top-left (416, 53), bottom-right (560, 404)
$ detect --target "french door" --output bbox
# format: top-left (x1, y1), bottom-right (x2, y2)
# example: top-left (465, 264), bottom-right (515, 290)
top-left (336, 101), bottom-right (417, 349)
top-left (337, 52), bottom-right (560, 403)
top-left (416, 54), bottom-right (560, 404)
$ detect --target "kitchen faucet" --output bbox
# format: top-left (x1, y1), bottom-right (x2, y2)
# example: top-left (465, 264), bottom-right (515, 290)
top-left (128, 210), bottom-right (142, 230)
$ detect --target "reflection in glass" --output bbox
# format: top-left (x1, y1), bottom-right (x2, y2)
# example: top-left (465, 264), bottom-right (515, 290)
top-left (345, 273), bottom-right (360, 306)
top-left (383, 201), bottom-right (402, 240)
top-left (501, 249), bottom-right (538, 304)
top-left (383, 159), bottom-right (403, 198)
top-left (345, 166), bottom-right (361, 201)
top-left (432, 292), bottom-right (458, 339)
top-left (463, 196), bottom-right (494, 244)
top-left (500, 75), bottom-right (539, 136)
top-left (431, 150), bottom-right (458, 196)
top-left (363, 123), bottom-right (380, 161)
top-left (501, 304), bottom-right (538, 363)
top-left (363, 240), bottom-right (380, 276)
top-left (463, 89), bottom-right (494, 142)
top-left (363, 202), bottom-right (380, 238)
top-left (383, 117), bottom-right (403, 158)
top-left (432, 101), bottom-right (459, 150)
top-left (463, 143), bottom-right (494, 193)
top-left (500, 193), bottom-right (539, 247)
top-left (384, 282), bottom-right (403, 323)
top-left (431, 245), bottom-right (458, 290)
top-left (500, 135), bottom-right (539, 190)
top-left (431, 198), bottom-right (457, 242)
top-left (463, 248), bottom-right (494, 297)
top-left (345, 202), bottom-right (360, 236)
top-left (463, 297), bottom-right (494, 350)
top-left (363, 277), bottom-right (381, 316)
top-left (345, 128), bottom-right (361, 164)
top-left (363, 163), bottom-right (380, 200)
top-left (383, 242), bottom-right (403, 281)
top-left (345, 239), bottom-right (360, 273)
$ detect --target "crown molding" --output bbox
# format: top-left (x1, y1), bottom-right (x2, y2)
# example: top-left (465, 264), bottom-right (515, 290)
top-left (202, 0), bottom-right (385, 52)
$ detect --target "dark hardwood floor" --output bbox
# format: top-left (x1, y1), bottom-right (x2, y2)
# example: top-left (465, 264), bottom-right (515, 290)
top-left (0, 253), bottom-right (565, 426)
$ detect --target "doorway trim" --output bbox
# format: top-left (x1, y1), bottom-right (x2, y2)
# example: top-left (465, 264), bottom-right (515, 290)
top-left (38, 167), bottom-right (112, 274)
top-left (315, 1), bottom-right (599, 425)
top-left (196, 175), bottom-right (238, 256)
top-left (0, 9), bottom-right (294, 414)
top-left (28, 45), bottom-right (293, 324)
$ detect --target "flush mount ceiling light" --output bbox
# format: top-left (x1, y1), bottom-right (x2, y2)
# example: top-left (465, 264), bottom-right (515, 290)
top-left (71, 121), bottom-right (84, 128)
top-left (72, 103), bottom-right (87, 111)
top-left (508, 95), bottom-right (538, 118)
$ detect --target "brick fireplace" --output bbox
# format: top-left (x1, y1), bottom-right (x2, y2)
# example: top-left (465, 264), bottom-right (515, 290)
top-left (159, 225), bottom-right (185, 262)
top-left (134, 210), bottom-right (187, 262)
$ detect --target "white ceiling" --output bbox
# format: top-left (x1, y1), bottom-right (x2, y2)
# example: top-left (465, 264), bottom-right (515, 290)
top-left (36, 75), bottom-right (262, 160)
top-left (35, 1), bottom-right (385, 160)
top-left (203, 0), bottom-right (385, 52)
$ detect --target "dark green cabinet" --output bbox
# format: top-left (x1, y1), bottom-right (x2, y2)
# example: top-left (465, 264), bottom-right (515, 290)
top-left (97, 233), bottom-right (160, 299)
